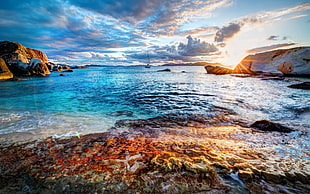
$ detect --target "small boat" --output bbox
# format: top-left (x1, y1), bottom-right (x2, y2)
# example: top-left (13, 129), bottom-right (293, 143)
top-left (145, 51), bottom-right (151, 68)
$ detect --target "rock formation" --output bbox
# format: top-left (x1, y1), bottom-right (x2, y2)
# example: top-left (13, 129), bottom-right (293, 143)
top-left (235, 47), bottom-right (310, 76)
top-left (0, 58), bottom-right (13, 80)
top-left (205, 47), bottom-right (310, 76)
top-left (0, 41), bottom-right (50, 77)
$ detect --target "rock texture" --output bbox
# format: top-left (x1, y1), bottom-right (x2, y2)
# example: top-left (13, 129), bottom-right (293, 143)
top-left (236, 47), bottom-right (310, 76)
top-left (0, 113), bottom-right (309, 193)
top-left (0, 41), bottom-right (50, 76)
top-left (0, 58), bottom-right (13, 80)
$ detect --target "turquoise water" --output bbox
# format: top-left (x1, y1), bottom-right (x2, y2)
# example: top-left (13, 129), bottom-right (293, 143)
top-left (0, 66), bottom-right (309, 142)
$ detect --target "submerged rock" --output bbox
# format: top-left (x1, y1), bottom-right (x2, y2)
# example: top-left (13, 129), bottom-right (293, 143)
top-left (250, 120), bottom-right (293, 133)
top-left (287, 82), bottom-right (310, 90)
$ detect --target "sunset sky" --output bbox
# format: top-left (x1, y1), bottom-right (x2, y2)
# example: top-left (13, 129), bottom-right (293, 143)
top-left (0, 0), bottom-right (309, 66)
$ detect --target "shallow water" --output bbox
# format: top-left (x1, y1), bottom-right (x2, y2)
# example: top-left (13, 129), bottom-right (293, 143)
top-left (0, 66), bottom-right (309, 143)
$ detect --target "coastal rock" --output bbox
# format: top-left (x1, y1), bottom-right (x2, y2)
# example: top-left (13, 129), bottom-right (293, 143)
top-left (205, 65), bottom-right (233, 75)
top-left (71, 66), bottom-right (89, 69)
top-left (0, 41), bottom-right (50, 76)
top-left (29, 58), bottom-right (50, 76)
top-left (0, 58), bottom-right (13, 80)
top-left (0, 41), bottom-right (48, 64)
top-left (235, 47), bottom-right (310, 76)
top-left (287, 82), bottom-right (310, 90)
top-left (63, 70), bottom-right (74, 72)
top-left (157, 68), bottom-right (171, 72)
top-left (250, 120), bottom-right (293, 133)
top-left (9, 58), bottom-right (50, 76)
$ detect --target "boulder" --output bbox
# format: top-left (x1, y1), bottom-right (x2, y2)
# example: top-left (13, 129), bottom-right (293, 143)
top-left (0, 41), bottom-right (50, 76)
top-left (287, 82), bottom-right (310, 90)
top-left (0, 58), bottom-right (13, 80)
top-left (63, 70), bottom-right (74, 72)
top-left (0, 41), bottom-right (48, 64)
top-left (250, 120), bottom-right (293, 133)
top-left (29, 58), bottom-right (50, 76)
top-left (235, 47), bottom-right (310, 76)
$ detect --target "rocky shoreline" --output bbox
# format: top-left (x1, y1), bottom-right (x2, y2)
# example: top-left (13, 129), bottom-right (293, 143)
top-left (0, 113), bottom-right (309, 193)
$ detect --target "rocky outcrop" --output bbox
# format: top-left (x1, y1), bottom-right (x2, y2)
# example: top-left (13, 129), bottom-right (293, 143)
top-left (235, 47), bottom-right (310, 76)
top-left (287, 82), bottom-right (310, 90)
top-left (0, 58), bottom-right (13, 80)
top-left (205, 47), bottom-right (310, 76)
top-left (0, 41), bottom-right (50, 76)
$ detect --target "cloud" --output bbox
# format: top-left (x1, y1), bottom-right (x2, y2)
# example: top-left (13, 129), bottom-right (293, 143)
top-left (266, 36), bottom-right (279, 40)
top-left (214, 2), bottom-right (310, 43)
top-left (246, 43), bottom-right (298, 53)
top-left (214, 22), bottom-right (242, 42)
top-left (128, 35), bottom-right (219, 63)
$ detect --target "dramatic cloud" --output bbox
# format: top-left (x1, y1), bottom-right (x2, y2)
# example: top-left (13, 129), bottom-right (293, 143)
top-left (246, 43), bottom-right (298, 53)
top-left (0, 0), bottom-right (308, 65)
top-left (214, 23), bottom-right (241, 42)
top-left (128, 35), bottom-right (219, 63)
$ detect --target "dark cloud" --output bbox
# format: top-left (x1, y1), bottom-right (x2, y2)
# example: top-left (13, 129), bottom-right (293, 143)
top-left (266, 36), bottom-right (279, 40)
top-left (214, 22), bottom-right (241, 42)
top-left (246, 43), bottom-right (297, 53)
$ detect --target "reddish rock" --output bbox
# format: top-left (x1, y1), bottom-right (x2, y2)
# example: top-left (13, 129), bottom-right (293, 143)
top-left (0, 41), bottom-right (50, 76)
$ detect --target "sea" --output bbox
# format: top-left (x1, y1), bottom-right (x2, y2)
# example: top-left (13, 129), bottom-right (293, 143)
top-left (0, 66), bottom-right (309, 144)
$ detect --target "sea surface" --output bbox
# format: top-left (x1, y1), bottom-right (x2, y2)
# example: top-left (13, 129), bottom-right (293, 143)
top-left (0, 66), bottom-right (309, 144)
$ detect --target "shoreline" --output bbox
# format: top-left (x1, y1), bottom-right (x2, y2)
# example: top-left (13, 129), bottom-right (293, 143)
top-left (1, 113), bottom-right (309, 193)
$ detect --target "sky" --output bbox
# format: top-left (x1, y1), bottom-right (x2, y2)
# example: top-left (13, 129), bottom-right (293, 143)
top-left (0, 0), bottom-right (309, 66)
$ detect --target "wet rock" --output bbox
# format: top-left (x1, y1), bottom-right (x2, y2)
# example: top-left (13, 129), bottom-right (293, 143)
top-left (63, 70), bottom-right (74, 72)
top-left (287, 82), bottom-right (310, 90)
top-left (7, 78), bottom-right (32, 81)
top-left (157, 68), bottom-right (171, 72)
top-left (250, 120), bottom-right (293, 133)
